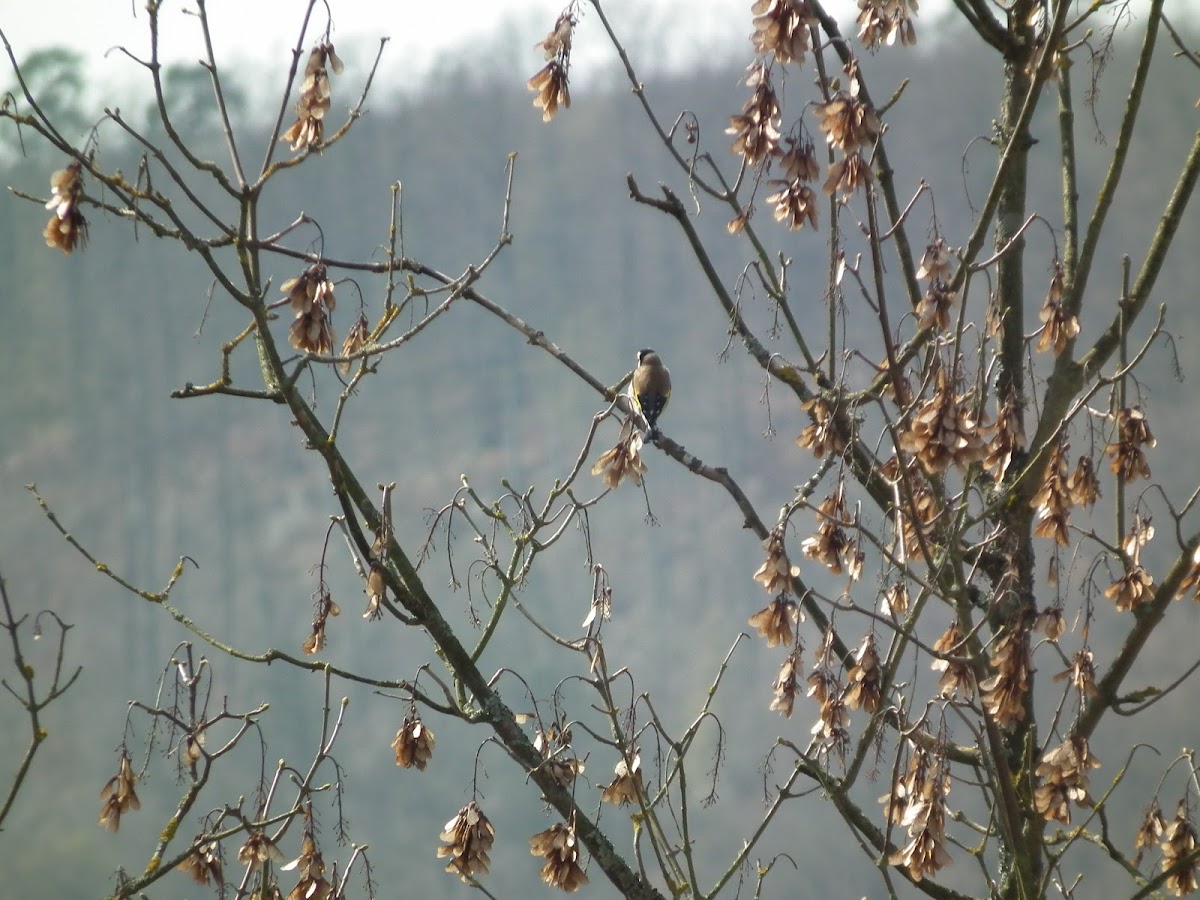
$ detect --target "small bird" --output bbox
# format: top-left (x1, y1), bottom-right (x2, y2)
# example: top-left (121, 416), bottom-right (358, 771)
top-left (629, 348), bottom-right (671, 437)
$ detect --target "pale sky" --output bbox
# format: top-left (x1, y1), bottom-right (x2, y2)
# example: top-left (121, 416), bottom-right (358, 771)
top-left (1, 1), bottom-right (785, 69)
top-left (2, 1), bottom-right (570, 70)
top-left (1, 0), bottom-right (877, 97)
top-left (2, 1), bottom-right (1156, 112)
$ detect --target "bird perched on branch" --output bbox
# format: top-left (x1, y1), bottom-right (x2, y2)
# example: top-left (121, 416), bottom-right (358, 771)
top-left (629, 348), bottom-right (671, 438)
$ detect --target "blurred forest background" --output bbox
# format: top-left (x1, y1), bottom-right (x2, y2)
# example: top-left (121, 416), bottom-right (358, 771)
top-left (2, 7), bottom-right (1200, 898)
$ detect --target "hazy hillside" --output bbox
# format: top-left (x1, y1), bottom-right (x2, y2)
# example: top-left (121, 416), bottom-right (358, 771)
top-left (2, 15), bottom-right (1199, 898)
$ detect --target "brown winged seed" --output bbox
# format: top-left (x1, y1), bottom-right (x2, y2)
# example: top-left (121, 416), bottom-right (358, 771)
top-left (438, 801), bottom-right (496, 882)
